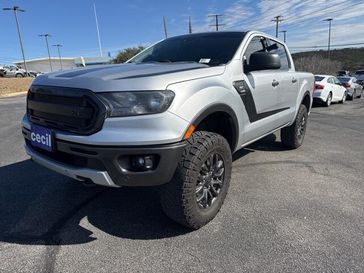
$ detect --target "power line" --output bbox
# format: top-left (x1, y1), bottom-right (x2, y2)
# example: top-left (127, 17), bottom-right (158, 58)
top-left (272, 15), bottom-right (284, 38)
top-left (208, 14), bottom-right (224, 31)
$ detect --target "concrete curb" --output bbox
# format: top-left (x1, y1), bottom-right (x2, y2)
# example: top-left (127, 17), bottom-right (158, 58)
top-left (0, 91), bottom-right (28, 98)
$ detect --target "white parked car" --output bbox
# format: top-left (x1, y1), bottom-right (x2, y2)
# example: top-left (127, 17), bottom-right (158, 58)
top-left (314, 75), bottom-right (347, 106)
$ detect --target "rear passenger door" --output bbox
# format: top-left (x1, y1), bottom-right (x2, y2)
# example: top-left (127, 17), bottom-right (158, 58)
top-left (240, 36), bottom-right (285, 142)
top-left (265, 38), bottom-right (296, 123)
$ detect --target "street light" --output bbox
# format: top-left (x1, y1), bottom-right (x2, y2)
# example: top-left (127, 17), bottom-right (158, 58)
top-left (52, 44), bottom-right (63, 71)
top-left (39, 34), bottom-right (53, 72)
top-left (3, 6), bottom-right (28, 76)
top-left (323, 18), bottom-right (333, 59)
top-left (280, 30), bottom-right (287, 43)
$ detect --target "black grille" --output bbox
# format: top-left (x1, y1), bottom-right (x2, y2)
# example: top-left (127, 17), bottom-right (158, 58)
top-left (27, 85), bottom-right (107, 135)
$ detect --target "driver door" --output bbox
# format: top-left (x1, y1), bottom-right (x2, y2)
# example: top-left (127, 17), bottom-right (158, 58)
top-left (240, 36), bottom-right (283, 142)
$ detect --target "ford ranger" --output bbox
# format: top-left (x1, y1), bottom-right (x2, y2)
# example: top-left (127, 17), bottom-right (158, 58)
top-left (22, 31), bottom-right (314, 229)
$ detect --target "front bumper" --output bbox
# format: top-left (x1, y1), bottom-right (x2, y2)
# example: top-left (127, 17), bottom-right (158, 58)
top-left (23, 127), bottom-right (185, 187)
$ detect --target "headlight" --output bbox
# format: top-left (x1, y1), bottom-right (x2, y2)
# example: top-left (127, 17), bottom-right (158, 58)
top-left (97, 90), bottom-right (175, 117)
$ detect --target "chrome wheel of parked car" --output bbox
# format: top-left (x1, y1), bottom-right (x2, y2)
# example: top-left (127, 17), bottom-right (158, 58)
top-left (325, 92), bottom-right (332, 107)
top-left (339, 92), bottom-right (347, 104)
top-left (196, 153), bottom-right (225, 209)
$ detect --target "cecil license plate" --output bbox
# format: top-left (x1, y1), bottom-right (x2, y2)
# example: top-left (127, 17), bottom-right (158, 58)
top-left (30, 125), bottom-right (54, 152)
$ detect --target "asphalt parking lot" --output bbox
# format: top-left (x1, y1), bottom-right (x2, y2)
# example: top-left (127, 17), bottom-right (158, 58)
top-left (1, 95), bottom-right (364, 273)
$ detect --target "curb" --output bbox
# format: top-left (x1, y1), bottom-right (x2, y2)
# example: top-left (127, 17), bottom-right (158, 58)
top-left (0, 91), bottom-right (28, 98)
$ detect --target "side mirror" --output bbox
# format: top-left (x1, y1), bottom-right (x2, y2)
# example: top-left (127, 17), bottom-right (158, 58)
top-left (248, 52), bottom-right (281, 72)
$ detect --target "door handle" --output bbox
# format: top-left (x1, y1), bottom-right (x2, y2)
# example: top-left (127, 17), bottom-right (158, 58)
top-left (272, 80), bottom-right (279, 87)
top-left (292, 77), bottom-right (297, 83)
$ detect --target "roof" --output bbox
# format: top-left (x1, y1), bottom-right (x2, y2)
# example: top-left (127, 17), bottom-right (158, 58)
top-left (166, 31), bottom-right (247, 40)
top-left (13, 57), bottom-right (75, 64)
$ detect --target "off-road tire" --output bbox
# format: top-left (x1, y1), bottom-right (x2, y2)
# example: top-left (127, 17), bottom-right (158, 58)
top-left (159, 131), bottom-right (232, 229)
top-left (281, 104), bottom-right (308, 149)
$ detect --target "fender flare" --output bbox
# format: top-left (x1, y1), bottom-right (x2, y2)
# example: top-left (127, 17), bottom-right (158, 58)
top-left (190, 103), bottom-right (239, 151)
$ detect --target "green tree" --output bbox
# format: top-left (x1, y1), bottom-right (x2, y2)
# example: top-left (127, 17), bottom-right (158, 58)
top-left (113, 46), bottom-right (145, 63)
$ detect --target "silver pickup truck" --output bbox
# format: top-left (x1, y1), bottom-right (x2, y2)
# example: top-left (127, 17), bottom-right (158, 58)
top-left (22, 31), bottom-right (314, 229)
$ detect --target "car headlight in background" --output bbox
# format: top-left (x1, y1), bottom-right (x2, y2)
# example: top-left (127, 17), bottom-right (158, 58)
top-left (97, 90), bottom-right (175, 117)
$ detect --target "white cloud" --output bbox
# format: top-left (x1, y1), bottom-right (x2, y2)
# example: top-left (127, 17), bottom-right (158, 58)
top-left (195, 0), bottom-right (364, 52)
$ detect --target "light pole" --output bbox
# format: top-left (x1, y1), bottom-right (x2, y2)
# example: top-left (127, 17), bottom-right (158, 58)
top-left (93, 3), bottom-right (103, 57)
top-left (163, 16), bottom-right (168, 38)
top-left (39, 34), bottom-right (53, 72)
top-left (53, 44), bottom-right (63, 70)
top-left (3, 6), bottom-right (28, 76)
top-left (323, 18), bottom-right (333, 59)
top-left (280, 30), bottom-right (287, 43)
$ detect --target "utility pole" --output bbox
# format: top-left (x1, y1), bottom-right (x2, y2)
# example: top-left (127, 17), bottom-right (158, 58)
top-left (188, 16), bottom-right (192, 34)
top-left (53, 44), bottom-right (63, 70)
top-left (163, 16), bottom-right (168, 38)
top-left (208, 14), bottom-right (224, 31)
top-left (280, 30), bottom-right (287, 43)
top-left (272, 15), bottom-right (284, 38)
top-left (3, 6), bottom-right (28, 76)
top-left (39, 34), bottom-right (53, 72)
top-left (323, 18), bottom-right (333, 60)
top-left (93, 3), bottom-right (103, 57)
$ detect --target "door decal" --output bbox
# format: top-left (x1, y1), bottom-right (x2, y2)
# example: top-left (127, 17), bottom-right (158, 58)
top-left (233, 80), bottom-right (289, 123)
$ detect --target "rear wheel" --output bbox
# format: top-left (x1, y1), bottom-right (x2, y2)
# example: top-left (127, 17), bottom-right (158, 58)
top-left (15, 73), bottom-right (23, 78)
top-left (325, 92), bottom-right (332, 107)
top-left (281, 104), bottom-right (308, 149)
top-left (159, 131), bottom-right (232, 229)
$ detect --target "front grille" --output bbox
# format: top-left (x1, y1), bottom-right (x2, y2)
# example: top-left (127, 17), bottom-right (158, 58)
top-left (27, 85), bottom-right (107, 135)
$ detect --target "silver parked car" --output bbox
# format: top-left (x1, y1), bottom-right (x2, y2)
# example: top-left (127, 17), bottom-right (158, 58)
top-left (353, 70), bottom-right (364, 86)
top-left (337, 76), bottom-right (363, 100)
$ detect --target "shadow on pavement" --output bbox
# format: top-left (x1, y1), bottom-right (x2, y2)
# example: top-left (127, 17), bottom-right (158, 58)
top-left (0, 160), bottom-right (190, 245)
top-left (0, 135), bottom-right (286, 246)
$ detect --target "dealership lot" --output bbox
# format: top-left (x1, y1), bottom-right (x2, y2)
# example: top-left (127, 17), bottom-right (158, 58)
top-left (0, 95), bottom-right (363, 273)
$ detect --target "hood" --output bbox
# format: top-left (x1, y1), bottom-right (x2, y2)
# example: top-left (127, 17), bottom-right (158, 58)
top-left (32, 63), bottom-right (225, 92)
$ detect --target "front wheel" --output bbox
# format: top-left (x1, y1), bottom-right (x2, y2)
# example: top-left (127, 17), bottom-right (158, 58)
top-left (339, 92), bottom-right (347, 104)
top-left (281, 104), bottom-right (308, 149)
top-left (15, 73), bottom-right (23, 78)
top-left (325, 92), bottom-right (332, 107)
top-left (159, 131), bottom-right (232, 229)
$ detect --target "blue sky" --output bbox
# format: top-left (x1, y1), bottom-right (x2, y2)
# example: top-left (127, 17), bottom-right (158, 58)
top-left (1, 0), bottom-right (364, 63)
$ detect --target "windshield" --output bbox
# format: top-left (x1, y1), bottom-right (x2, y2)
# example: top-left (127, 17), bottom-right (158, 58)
top-left (129, 32), bottom-right (246, 66)
top-left (355, 70), bottom-right (364, 75)
top-left (315, 76), bottom-right (325, 82)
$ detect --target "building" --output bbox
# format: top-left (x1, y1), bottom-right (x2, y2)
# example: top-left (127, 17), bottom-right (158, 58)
top-left (14, 56), bottom-right (112, 73)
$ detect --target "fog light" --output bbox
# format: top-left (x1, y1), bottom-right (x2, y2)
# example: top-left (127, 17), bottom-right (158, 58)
top-left (131, 155), bottom-right (155, 171)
